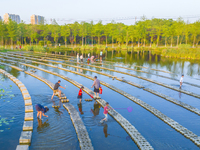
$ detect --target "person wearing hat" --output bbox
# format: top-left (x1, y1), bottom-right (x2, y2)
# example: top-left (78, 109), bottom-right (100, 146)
top-left (51, 80), bottom-right (65, 100)
top-left (91, 76), bottom-right (100, 98)
top-left (35, 104), bottom-right (49, 119)
top-left (180, 74), bottom-right (184, 88)
top-left (78, 86), bottom-right (84, 103)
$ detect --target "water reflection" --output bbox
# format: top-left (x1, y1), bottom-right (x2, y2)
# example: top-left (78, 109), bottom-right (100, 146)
top-left (37, 118), bottom-right (49, 132)
top-left (103, 124), bottom-right (109, 138)
top-left (91, 101), bottom-right (100, 117)
top-left (78, 103), bottom-right (84, 115)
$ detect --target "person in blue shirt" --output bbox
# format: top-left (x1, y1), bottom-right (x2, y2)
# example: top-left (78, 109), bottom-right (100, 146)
top-left (35, 104), bottom-right (49, 119)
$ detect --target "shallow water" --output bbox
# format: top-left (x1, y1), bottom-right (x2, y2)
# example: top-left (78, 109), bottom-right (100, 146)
top-left (0, 51), bottom-right (200, 150)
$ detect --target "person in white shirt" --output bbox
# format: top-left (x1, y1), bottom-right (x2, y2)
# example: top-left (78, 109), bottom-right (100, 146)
top-left (88, 53), bottom-right (90, 58)
top-left (80, 54), bottom-right (83, 63)
top-left (77, 53), bottom-right (79, 63)
top-left (100, 50), bottom-right (103, 62)
top-left (180, 74), bottom-right (184, 88)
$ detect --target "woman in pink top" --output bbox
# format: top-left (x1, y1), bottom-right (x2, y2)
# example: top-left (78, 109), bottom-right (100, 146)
top-left (100, 102), bottom-right (110, 123)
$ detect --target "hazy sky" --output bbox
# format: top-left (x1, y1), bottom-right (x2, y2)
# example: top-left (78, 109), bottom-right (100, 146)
top-left (0, 0), bottom-right (200, 24)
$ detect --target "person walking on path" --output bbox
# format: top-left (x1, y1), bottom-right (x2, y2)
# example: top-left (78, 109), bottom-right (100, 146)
top-left (100, 102), bottom-right (111, 123)
top-left (91, 76), bottom-right (100, 98)
top-left (51, 80), bottom-right (65, 100)
top-left (88, 53), bottom-right (90, 58)
top-left (77, 86), bottom-right (84, 103)
top-left (77, 53), bottom-right (79, 63)
top-left (100, 50), bottom-right (103, 62)
top-left (80, 54), bottom-right (83, 63)
top-left (35, 104), bottom-right (49, 119)
top-left (180, 74), bottom-right (184, 88)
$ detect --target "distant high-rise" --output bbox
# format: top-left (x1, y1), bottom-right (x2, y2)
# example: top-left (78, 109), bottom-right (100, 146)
top-left (0, 16), bottom-right (2, 21)
top-left (3, 13), bottom-right (21, 24)
top-left (31, 15), bottom-right (44, 25)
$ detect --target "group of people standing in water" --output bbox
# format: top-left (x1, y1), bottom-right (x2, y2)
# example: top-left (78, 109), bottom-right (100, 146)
top-left (36, 75), bottom-right (109, 123)
top-left (77, 50), bottom-right (103, 63)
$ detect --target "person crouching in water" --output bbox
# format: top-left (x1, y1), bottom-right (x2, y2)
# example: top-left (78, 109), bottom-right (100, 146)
top-left (180, 74), bottom-right (184, 88)
top-left (35, 104), bottom-right (49, 119)
top-left (78, 86), bottom-right (84, 103)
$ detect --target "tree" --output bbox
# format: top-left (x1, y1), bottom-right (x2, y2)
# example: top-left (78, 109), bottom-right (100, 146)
top-left (0, 20), bottom-right (7, 47)
top-left (40, 22), bottom-right (49, 46)
top-left (174, 17), bottom-right (184, 46)
top-left (79, 21), bottom-right (87, 46)
top-left (50, 19), bottom-right (60, 48)
top-left (103, 23), bottom-right (110, 47)
top-left (61, 24), bottom-right (70, 47)
top-left (71, 21), bottom-right (79, 47)
top-left (7, 19), bottom-right (17, 49)
top-left (94, 21), bottom-right (103, 45)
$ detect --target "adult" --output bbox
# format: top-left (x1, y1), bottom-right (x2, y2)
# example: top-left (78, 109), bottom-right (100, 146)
top-left (88, 53), bottom-right (90, 58)
top-left (91, 76), bottom-right (100, 97)
top-left (35, 104), bottom-right (49, 119)
top-left (77, 53), bottom-right (79, 63)
top-left (91, 56), bottom-right (94, 62)
top-left (100, 50), bottom-right (103, 62)
top-left (51, 80), bottom-right (65, 100)
top-left (80, 54), bottom-right (83, 63)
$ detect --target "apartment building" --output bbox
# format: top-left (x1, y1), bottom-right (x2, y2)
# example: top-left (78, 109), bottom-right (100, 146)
top-left (31, 15), bottom-right (44, 24)
top-left (3, 13), bottom-right (21, 24)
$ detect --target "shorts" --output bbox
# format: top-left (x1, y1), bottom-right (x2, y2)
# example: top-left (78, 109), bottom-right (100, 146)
top-left (53, 89), bottom-right (58, 93)
top-left (104, 113), bottom-right (108, 120)
top-left (77, 95), bottom-right (82, 99)
top-left (94, 87), bottom-right (99, 93)
top-left (35, 104), bottom-right (42, 112)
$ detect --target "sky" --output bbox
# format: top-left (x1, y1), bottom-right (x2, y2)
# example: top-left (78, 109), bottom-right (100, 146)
top-left (0, 0), bottom-right (200, 25)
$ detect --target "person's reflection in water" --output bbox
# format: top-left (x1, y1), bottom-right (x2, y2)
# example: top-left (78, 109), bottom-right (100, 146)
top-left (91, 101), bottom-right (100, 117)
top-left (103, 124), bottom-right (110, 138)
top-left (179, 92), bottom-right (182, 99)
top-left (37, 118), bottom-right (49, 132)
top-left (78, 103), bottom-right (84, 115)
top-left (54, 106), bottom-right (63, 117)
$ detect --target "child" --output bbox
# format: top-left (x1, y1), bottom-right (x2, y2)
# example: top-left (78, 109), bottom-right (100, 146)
top-left (35, 104), bottom-right (49, 119)
top-left (180, 74), bottom-right (184, 88)
top-left (78, 86), bottom-right (84, 103)
top-left (100, 102), bottom-right (111, 123)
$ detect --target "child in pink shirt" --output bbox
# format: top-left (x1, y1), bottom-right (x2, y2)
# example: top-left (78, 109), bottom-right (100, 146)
top-left (100, 102), bottom-right (110, 123)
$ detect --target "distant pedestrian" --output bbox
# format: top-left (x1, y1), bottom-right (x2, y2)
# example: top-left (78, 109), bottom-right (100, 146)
top-left (80, 54), bottom-right (83, 63)
top-left (180, 74), bottom-right (184, 88)
top-left (100, 50), bottom-right (103, 62)
top-left (59, 43), bottom-right (61, 47)
top-left (78, 86), bottom-right (84, 103)
top-left (91, 76), bottom-right (100, 98)
top-left (91, 56), bottom-right (94, 62)
top-left (88, 53), bottom-right (90, 58)
top-left (51, 80), bottom-right (66, 100)
top-left (100, 102), bottom-right (111, 123)
top-left (35, 104), bottom-right (49, 119)
top-left (77, 53), bottom-right (79, 63)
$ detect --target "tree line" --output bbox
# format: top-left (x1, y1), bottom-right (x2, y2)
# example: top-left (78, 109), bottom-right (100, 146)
top-left (0, 17), bottom-right (200, 49)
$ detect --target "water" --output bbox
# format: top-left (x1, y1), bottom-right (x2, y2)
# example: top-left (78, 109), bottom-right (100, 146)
top-left (0, 50), bottom-right (200, 150)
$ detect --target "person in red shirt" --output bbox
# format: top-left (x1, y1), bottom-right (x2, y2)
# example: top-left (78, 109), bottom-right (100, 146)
top-left (100, 102), bottom-right (111, 123)
top-left (77, 86), bottom-right (84, 103)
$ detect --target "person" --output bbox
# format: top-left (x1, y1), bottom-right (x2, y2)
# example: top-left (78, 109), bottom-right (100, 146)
top-left (88, 53), bottom-right (90, 58)
top-left (51, 80), bottom-right (66, 100)
top-left (19, 45), bottom-right (21, 50)
top-left (77, 53), bottom-right (79, 63)
top-left (80, 54), bottom-right (83, 63)
top-left (59, 43), bottom-right (61, 47)
top-left (100, 50), bottom-right (103, 62)
top-left (180, 74), bottom-right (184, 88)
top-left (91, 76), bottom-right (100, 98)
top-left (100, 102), bottom-right (111, 123)
top-left (91, 55), bottom-right (94, 62)
top-left (35, 104), bottom-right (49, 119)
top-left (77, 86), bottom-right (84, 103)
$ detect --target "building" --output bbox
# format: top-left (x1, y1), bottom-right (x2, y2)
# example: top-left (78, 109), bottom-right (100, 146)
top-left (0, 16), bottom-right (2, 21)
top-left (3, 13), bottom-right (21, 24)
top-left (31, 15), bottom-right (44, 25)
